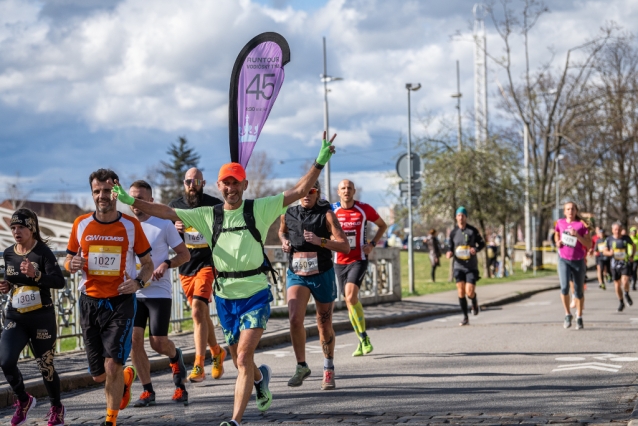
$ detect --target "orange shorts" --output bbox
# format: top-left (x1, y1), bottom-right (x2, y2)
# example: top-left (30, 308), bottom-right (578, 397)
top-left (180, 267), bottom-right (214, 304)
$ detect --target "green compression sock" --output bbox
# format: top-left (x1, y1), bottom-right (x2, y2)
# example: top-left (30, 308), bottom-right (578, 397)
top-left (348, 301), bottom-right (367, 340)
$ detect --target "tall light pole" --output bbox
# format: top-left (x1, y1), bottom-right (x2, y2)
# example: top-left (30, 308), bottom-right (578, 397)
top-left (555, 154), bottom-right (565, 221)
top-left (524, 122), bottom-right (531, 254)
top-left (451, 60), bottom-right (462, 151)
top-left (406, 82), bottom-right (421, 294)
top-left (321, 37), bottom-right (342, 201)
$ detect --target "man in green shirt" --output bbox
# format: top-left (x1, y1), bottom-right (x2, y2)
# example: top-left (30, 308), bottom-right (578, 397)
top-left (113, 132), bottom-right (337, 426)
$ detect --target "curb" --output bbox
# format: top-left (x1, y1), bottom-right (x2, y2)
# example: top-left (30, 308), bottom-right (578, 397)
top-left (1, 283), bottom-right (559, 408)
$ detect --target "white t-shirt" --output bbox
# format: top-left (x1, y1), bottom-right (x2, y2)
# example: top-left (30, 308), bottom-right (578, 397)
top-left (135, 216), bottom-right (184, 299)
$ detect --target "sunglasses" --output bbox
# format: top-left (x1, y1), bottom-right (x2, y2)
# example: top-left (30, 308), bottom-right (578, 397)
top-left (308, 188), bottom-right (318, 195)
top-left (184, 179), bottom-right (203, 187)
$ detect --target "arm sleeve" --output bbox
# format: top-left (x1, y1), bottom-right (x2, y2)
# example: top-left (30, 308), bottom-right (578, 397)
top-left (475, 229), bottom-right (486, 252)
top-left (166, 220), bottom-right (185, 250)
top-left (133, 221), bottom-right (152, 257)
top-left (66, 221), bottom-right (80, 255)
top-left (37, 248), bottom-right (66, 290)
top-left (175, 207), bottom-right (213, 234)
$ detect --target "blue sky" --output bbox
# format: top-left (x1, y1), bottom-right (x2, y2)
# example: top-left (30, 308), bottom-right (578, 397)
top-left (1, 0), bottom-right (637, 213)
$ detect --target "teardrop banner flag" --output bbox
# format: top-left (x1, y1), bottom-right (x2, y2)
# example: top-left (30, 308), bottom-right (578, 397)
top-left (229, 32), bottom-right (291, 168)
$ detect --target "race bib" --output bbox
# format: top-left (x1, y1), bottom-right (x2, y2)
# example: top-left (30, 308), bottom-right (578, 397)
top-left (613, 248), bottom-right (626, 261)
top-left (185, 227), bottom-right (207, 249)
top-left (88, 246), bottom-right (122, 276)
top-left (12, 286), bottom-right (42, 313)
top-left (455, 245), bottom-right (471, 260)
top-left (598, 242), bottom-right (606, 253)
top-left (561, 232), bottom-right (577, 248)
top-left (345, 230), bottom-right (357, 249)
top-left (291, 252), bottom-right (319, 276)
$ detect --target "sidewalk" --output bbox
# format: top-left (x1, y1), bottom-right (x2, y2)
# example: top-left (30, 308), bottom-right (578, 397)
top-left (0, 276), bottom-right (559, 408)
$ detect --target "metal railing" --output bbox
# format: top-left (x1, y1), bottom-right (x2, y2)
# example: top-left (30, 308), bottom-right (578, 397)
top-left (0, 247), bottom-right (397, 356)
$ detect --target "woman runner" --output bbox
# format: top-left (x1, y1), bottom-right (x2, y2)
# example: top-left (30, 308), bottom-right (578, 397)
top-left (0, 208), bottom-right (66, 426)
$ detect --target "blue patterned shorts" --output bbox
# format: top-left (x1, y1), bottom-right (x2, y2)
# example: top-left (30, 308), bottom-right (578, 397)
top-left (214, 288), bottom-right (272, 346)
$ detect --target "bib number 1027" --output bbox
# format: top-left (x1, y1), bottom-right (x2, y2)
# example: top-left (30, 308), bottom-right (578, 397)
top-left (246, 74), bottom-right (275, 100)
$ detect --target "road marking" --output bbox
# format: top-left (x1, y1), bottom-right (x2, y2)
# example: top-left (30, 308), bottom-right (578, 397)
top-left (519, 301), bottom-right (552, 307)
top-left (555, 357), bottom-right (586, 361)
top-left (552, 362), bottom-right (621, 373)
top-left (609, 357), bottom-right (638, 362)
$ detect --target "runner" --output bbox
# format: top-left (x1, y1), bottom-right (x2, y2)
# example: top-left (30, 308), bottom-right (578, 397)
top-left (554, 202), bottom-right (591, 329)
top-left (127, 181), bottom-right (191, 407)
top-left (630, 227), bottom-right (638, 291)
top-left (332, 179), bottom-right (388, 357)
top-left (168, 168), bottom-right (226, 383)
top-left (65, 169), bottom-right (153, 426)
top-left (593, 227), bottom-right (609, 290)
top-left (0, 209), bottom-right (66, 426)
top-left (278, 181), bottom-right (350, 390)
top-left (446, 207), bottom-right (486, 326)
top-left (426, 229), bottom-right (442, 283)
top-left (112, 132), bottom-right (337, 426)
top-left (603, 222), bottom-right (635, 312)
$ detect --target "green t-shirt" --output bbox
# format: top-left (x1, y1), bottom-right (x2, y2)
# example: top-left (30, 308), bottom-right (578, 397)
top-left (175, 193), bottom-right (286, 300)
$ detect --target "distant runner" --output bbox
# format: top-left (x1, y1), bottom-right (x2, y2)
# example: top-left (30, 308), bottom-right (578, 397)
top-left (594, 227), bottom-right (609, 290)
top-left (629, 227), bottom-right (638, 291)
top-left (446, 207), bottom-right (485, 326)
top-left (603, 222), bottom-right (635, 312)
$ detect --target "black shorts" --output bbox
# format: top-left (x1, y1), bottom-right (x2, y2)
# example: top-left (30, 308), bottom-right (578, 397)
top-left (454, 269), bottom-right (480, 285)
top-left (612, 266), bottom-right (632, 281)
top-left (80, 293), bottom-right (136, 376)
top-left (596, 257), bottom-right (610, 268)
top-left (335, 261), bottom-right (369, 294)
top-left (134, 298), bottom-right (172, 337)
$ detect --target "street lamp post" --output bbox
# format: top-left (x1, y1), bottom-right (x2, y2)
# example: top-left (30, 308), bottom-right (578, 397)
top-left (321, 37), bottom-right (342, 201)
top-left (451, 60), bottom-right (462, 151)
top-left (406, 82), bottom-right (421, 294)
top-left (555, 154), bottom-right (565, 221)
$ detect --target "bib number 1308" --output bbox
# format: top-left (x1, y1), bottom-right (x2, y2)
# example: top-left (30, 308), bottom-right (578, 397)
top-left (246, 74), bottom-right (275, 100)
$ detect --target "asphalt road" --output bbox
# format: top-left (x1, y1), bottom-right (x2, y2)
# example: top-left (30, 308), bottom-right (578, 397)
top-left (3, 283), bottom-right (638, 425)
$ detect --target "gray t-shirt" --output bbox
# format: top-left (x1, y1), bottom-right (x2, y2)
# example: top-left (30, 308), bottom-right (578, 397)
top-left (447, 224), bottom-right (486, 272)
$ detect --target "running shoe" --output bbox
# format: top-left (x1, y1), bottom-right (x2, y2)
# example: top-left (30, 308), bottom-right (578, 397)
top-left (352, 342), bottom-right (364, 357)
top-left (361, 336), bottom-right (373, 355)
top-left (599, 282), bottom-right (606, 290)
top-left (219, 421), bottom-right (239, 426)
top-left (11, 394), bottom-right (36, 426)
top-left (211, 348), bottom-right (226, 379)
top-left (471, 297), bottom-right (480, 315)
top-left (120, 365), bottom-right (137, 410)
top-left (321, 369), bottom-right (336, 390)
top-left (460, 317), bottom-right (469, 326)
top-left (576, 317), bottom-right (584, 330)
top-left (633, 283), bottom-right (637, 291)
top-left (133, 390), bottom-right (156, 407)
top-left (172, 387), bottom-right (189, 406)
top-left (255, 364), bottom-right (272, 412)
top-left (618, 300), bottom-right (625, 312)
top-left (188, 364), bottom-right (205, 383)
top-left (626, 292), bottom-right (633, 306)
top-left (170, 347), bottom-right (187, 387)
top-left (287, 364), bottom-right (311, 387)
top-left (563, 314), bottom-right (572, 329)
top-left (46, 404), bottom-right (65, 426)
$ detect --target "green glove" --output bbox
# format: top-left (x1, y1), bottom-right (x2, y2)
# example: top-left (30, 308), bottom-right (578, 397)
top-left (315, 138), bottom-right (333, 166)
top-left (112, 184), bottom-right (135, 205)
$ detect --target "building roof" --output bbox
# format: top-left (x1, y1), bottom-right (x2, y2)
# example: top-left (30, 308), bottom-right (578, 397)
top-left (0, 200), bottom-right (87, 223)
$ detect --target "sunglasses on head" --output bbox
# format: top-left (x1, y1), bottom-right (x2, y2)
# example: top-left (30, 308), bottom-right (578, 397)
top-left (184, 179), bottom-right (202, 186)
top-left (308, 188), bottom-right (318, 195)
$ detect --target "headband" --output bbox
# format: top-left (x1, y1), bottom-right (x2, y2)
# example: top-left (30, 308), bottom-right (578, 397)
top-left (10, 213), bottom-right (36, 233)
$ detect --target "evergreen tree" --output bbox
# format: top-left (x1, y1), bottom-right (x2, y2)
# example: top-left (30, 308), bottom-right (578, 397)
top-left (158, 137), bottom-right (201, 203)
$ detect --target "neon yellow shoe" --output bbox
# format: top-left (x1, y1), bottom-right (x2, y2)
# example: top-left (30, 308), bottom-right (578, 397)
top-left (352, 342), bottom-right (363, 357)
top-left (188, 364), bottom-right (205, 383)
top-left (361, 336), bottom-right (373, 355)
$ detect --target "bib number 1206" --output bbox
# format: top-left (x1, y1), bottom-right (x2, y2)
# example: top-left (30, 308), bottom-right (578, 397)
top-left (246, 74), bottom-right (275, 100)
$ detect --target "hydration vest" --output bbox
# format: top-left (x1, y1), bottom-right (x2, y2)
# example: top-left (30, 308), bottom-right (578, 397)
top-left (285, 200), bottom-right (334, 274)
top-left (211, 200), bottom-right (277, 290)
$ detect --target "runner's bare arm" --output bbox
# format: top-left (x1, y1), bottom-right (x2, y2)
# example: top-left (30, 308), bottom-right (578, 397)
top-left (169, 242), bottom-right (190, 269)
top-left (283, 132), bottom-right (336, 207)
top-left (363, 217), bottom-right (387, 255)
top-left (325, 211), bottom-right (351, 254)
top-left (112, 180), bottom-right (179, 222)
top-left (278, 215), bottom-right (291, 253)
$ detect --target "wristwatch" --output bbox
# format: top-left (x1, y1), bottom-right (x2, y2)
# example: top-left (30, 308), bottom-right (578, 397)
top-left (320, 238), bottom-right (327, 248)
top-left (370, 240), bottom-right (377, 247)
top-left (163, 259), bottom-right (171, 268)
top-left (135, 277), bottom-right (147, 289)
top-left (34, 270), bottom-right (42, 283)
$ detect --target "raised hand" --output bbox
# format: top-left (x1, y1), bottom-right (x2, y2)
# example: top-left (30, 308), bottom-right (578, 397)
top-left (70, 247), bottom-right (86, 273)
top-left (20, 258), bottom-right (35, 278)
top-left (112, 179), bottom-right (135, 205)
top-left (315, 131), bottom-right (337, 166)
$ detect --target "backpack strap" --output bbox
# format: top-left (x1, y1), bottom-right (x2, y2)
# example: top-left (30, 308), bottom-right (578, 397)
top-left (244, 200), bottom-right (278, 284)
top-left (211, 204), bottom-right (224, 249)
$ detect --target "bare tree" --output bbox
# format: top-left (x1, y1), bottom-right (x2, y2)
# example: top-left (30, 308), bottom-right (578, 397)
top-left (5, 173), bottom-right (32, 210)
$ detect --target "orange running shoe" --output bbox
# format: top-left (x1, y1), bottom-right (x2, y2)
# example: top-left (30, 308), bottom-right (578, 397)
top-left (188, 364), bottom-right (205, 383)
top-left (211, 348), bottom-right (226, 379)
top-left (172, 387), bottom-right (189, 406)
top-left (119, 366), bottom-right (137, 410)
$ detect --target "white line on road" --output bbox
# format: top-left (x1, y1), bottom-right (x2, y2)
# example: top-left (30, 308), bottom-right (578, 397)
top-left (556, 362), bottom-right (621, 369)
top-left (552, 366), bottom-right (620, 373)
